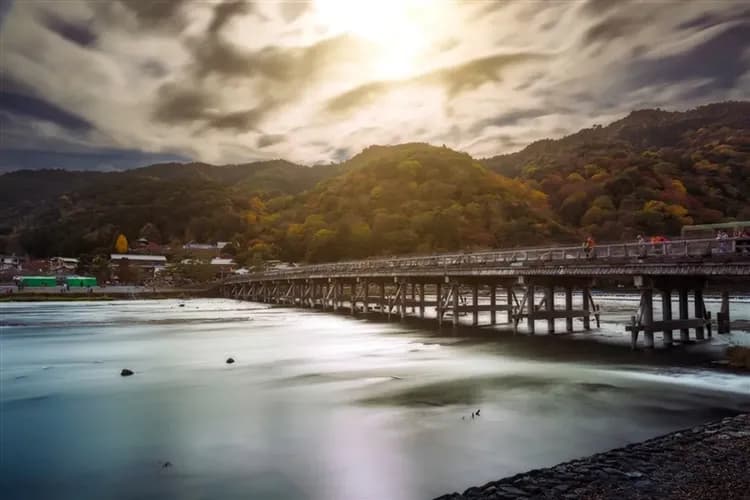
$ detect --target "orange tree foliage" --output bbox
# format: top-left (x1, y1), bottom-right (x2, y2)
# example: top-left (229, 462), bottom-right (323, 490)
top-left (483, 102), bottom-right (750, 241)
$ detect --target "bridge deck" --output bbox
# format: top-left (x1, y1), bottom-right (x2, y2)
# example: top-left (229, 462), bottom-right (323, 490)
top-left (226, 238), bottom-right (750, 283)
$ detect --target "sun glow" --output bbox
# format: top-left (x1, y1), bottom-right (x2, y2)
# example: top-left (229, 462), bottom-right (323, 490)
top-left (314, 0), bottom-right (434, 80)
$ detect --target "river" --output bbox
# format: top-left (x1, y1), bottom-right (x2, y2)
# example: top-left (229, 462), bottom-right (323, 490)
top-left (1, 298), bottom-right (749, 499)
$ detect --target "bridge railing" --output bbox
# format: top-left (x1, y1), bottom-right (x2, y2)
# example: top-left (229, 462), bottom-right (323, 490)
top-left (225, 237), bottom-right (748, 282)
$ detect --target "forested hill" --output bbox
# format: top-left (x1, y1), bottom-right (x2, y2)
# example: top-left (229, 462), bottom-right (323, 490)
top-left (481, 101), bottom-right (750, 239)
top-left (1, 101), bottom-right (749, 263)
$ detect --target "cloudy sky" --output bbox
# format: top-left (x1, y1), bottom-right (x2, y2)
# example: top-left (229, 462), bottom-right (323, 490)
top-left (1, 0), bottom-right (749, 171)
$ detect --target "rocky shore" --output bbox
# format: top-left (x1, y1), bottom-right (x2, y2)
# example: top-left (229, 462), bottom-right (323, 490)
top-left (437, 413), bottom-right (750, 500)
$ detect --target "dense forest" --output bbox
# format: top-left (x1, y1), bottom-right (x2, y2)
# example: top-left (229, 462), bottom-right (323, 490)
top-left (1, 102), bottom-right (748, 265)
top-left (483, 101), bottom-right (750, 240)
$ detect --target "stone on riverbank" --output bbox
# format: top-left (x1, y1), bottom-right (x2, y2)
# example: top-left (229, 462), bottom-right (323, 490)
top-left (120, 369), bottom-right (134, 377)
top-left (437, 413), bottom-right (750, 500)
top-left (226, 357), bottom-right (235, 364)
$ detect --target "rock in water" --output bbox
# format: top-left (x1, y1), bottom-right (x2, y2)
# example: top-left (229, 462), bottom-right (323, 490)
top-left (120, 368), bottom-right (134, 377)
top-left (226, 357), bottom-right (235, 364)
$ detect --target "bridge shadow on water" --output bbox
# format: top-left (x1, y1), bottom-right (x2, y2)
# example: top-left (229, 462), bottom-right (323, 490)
top-left (317, 309), bottom-right (731, 370)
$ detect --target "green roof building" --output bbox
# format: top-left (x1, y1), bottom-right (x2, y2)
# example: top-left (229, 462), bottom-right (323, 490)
top-left (65, 276), bottom-right (97, 287)
top-left (19, 276), bottom-right (57, 287)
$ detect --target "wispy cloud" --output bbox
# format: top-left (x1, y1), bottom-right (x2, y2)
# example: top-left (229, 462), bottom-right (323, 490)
top-left (0, 0), bottom-right (748, 169)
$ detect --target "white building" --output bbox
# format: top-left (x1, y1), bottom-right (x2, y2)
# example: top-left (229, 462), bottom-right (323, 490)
top-left (49, 257), bottom-right (78, 273)
top-left (110, 254), bottom-right (167, 274)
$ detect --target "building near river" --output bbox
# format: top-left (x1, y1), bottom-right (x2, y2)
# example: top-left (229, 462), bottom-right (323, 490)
top-left (17, 276), bottom-right (57, 287)
top-left (65, 276), bottom-right (97, 287)
top-left (110, 253), bottom-right (167, 277)
top-left (50, 257), bottom-right (79, 273)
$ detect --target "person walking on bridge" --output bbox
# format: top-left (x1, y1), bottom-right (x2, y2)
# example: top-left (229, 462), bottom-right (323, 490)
top-left (583, 235), bottom-right (595, 258)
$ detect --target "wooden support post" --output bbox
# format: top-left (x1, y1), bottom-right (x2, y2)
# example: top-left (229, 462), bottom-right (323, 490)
top-left (452, 283), bottom-right (460, 327)
top-left (546, 285), bottom-right (555, 334)
top-left (565, 287), bottom-right (573, 332)
top-left (350, 281), bottom-right (356, 315)
top-left (399, 282), bottom-right (406, 321)
top-left (436, 282), bottom-right (443, 327)
top-left (379, 282), bottom-right (386, 315)
top-left (490, 284), bottom-right (497, 325)
top-left (582, 286), bottom-right (591, 330)
top-left (661, 289), bottom-right (673, 347)
top-left (410, 283), bottom-right (416, 313)
top-left (679, 288), bottom-right (689, 341)
top-left (527, 284), bottom-right (535, 334)
top-left (507, 287), bottom-right (513, 324)
top-left (363, 280), bottom-right (369, 314)
top-left (472, 283), bottom-right (479, 326)
top-left (419, 283), bottom-right (425, 318)
top-left (694, 289), bottom-right (705, 340)
top-left (643, 288), bottom-right (654, 348)
top-left (718, 290), bottom-right (730, 334)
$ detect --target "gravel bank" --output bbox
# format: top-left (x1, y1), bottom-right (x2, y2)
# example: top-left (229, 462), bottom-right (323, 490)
top-left (436, 413), bottom-right (750, 500)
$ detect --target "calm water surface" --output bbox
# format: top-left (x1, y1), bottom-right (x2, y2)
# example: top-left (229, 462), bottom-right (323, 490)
top-left (1, 298), bottom-right (749, 500)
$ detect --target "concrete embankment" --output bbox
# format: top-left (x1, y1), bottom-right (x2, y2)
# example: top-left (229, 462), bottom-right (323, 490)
top-left (437, 413), bottom-right (750, 500)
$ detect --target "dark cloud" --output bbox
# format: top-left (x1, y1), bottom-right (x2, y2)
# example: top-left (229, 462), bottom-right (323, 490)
top-left (191, 33), bottom-right (369, 83)
top-left (677, 7), bottom-right (750, 31)
top-left (326, 82), bottom-right (392, 114)
top-left (257, 134), bottom-right (285, 148)
top-left (0, 91), bottom-right (91, 130)
top-left (205, 108), bottom-right (264, 131)
top-left (0, 0), bottom-right (12, 29)
top-left (40, 12), bottom-right (97, 47)
top-left (151, 82), bottom-right (269, 131)
top-left (582, 0), bottom-right (630, 16)
top-left (584, 14), bottom-right (640, 45)
top-left (208, 1), bottom-right (251, 34)
top-left (424, 52), bottom-right (543, 96)
top-left (630, 23), bottom-right (750, 91)
top-left (141, 60), bottom-right (169, 78)
top-left (326, 52), bottom-right (542, 114)
top-left (469, 109), bottom-right (553, 134)
top-left (116, 0), bottom-right (187, 28)
top-left (152, 84), bottom-right (217, 124)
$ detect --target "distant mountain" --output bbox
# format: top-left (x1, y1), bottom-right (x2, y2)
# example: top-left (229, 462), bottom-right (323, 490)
top-left (2, 101), bottom-right (748, 261)
top-left (0, 160), bottom-right (339, 257)
top-left (482, 101), bottom-right (750, 239)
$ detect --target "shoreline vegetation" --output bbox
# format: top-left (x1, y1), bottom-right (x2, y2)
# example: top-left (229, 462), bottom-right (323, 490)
top-left (437, 413), bottom-right (750, 500)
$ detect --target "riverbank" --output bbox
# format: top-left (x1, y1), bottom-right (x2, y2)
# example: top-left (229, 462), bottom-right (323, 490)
top-left (436, 413), bottom-right (750, 500)
top-left (0, 288), bottom-right (212, 301)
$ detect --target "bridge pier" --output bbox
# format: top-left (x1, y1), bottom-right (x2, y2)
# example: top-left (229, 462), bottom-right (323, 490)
top-left (661, 288), bottom-right (673, 347)
top-left (452, 283), bottom-right (460, 328)
top-left (627, 278), bottom-right (713, 349)
top-left (419, 282), bottom-right (425, 318)
top-left (718, 290), bottom-right (731, 334)
top-left (545, 286), bottom-right (555, 334)
top-left (527, 284), bottom-right (536, 334)
top-left (679, 288), bottom-right (689, 342)
top-left (472, 283), bottom-right (479, 326)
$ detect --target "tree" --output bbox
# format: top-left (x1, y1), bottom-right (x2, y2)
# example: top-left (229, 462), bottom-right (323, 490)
top-left (138, 222), bottom-right (162, 244)
top-left (114, 233), bottom-right (128, 253)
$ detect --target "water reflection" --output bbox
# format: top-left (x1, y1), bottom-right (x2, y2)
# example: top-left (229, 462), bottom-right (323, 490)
top-left (1, 299), bottom-right (749, 499)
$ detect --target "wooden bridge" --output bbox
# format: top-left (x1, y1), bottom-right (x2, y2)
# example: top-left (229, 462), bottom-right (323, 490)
top-left (221, 238), bottom-right (750, 349)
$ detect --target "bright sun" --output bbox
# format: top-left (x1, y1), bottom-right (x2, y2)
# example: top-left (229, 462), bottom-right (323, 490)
top-left (314, 0), bottom-right (433, 80)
